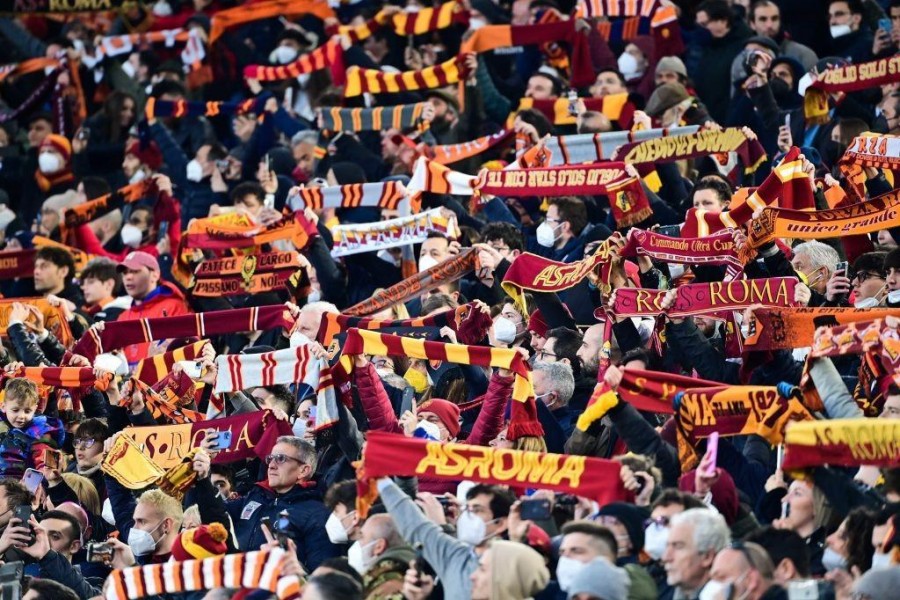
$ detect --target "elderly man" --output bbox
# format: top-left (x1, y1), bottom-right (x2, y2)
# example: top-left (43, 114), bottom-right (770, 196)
top-left (661, 508), bottom-right (731, 600)
top-left (354, 514), bottom-right (416, 597)
top-left (533, 361), bottom-right (576, 437)
top-left (790, 241), bottom-right (839, 306)
top-left (708, 541), bottom-right (787, 600)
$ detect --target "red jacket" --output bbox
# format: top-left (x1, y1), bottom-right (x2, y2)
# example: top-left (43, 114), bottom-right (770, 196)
top-left (117, 282), bottom-right (192, 364)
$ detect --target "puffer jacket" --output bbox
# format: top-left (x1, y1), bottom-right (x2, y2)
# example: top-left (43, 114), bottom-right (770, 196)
top-left (116, 282), bottom-right (192, 364)
top-left (225, 481), bottom-right (338, 571)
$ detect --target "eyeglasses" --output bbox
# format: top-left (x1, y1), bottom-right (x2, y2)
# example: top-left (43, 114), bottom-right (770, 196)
top-left (644, 516), bottom-right (670, 528)
top-left (537, 350), bottom-right (557, 360)
top-left (545, 217), bottom-right (561, 225)
top-left (852, 271), bottom-right (884, 284)
top-left (264, 453), bottom-right (305, 466)
top-left (490, 244), bottom-right (510, 252)
top-left (74, 438), bottom-right (96, 450)
top-left (730, 540), bottom-right (759, 571)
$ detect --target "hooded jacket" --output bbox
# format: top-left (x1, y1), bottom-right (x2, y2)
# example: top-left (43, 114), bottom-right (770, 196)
top-left (489, 540), bottom-right (549, 599)
top-left (117, 281), bottom-right (191, 364)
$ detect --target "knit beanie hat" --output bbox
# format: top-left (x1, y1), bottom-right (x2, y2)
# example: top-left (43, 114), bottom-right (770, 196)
top-left (125, 140), bottom-right (163, 171)
top-left (416, 398), bottom-right (461, 438)
top-left (40, 134), bottom-right (72, 164)
top-left (595, 502), bottom-right (647, 554)
top-left (171, 523), bottom-right (228, 561)
top-left (528, 309), bottom-right (549, 337)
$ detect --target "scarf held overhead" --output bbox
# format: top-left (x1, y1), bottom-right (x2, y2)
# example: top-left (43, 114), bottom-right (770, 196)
top-left (192, 251), bottom-right (305, 297)
top-left (0, 298), bottom-right (72, 347)
top-left (209, 0), bottom-right (335, 43)
top-left (744, 307), bottom-right (900, 351)
top-left (329, 208), bottom-right (458, 258)
top-left (782, 418), bottom-right (900, 470)
top-left (619, 228), bottom-right (742, 270)
top-left (319, 103), bottom-right (430, 133)
top-left (0, 249), bottom-right (35, 280)
top-left (214, 344), bottom-right (320, 394)
top-left (243, 39), bottom-right (345, 85)
top-left (611, 127), bottom-right (767, 174)
top-left (544, 125), bottom-right (699, 166)
top-left (344, 55), bottom-right (469, 98)
top-left (287, 180), bottom-right (412, 214)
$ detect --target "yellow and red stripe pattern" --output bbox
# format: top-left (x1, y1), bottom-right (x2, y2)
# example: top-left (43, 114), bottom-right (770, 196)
top-left (134, 341), bottom-right (209, 387)
top-left (344, 55), bottom-right (468, 97)
top-left (338, 1), bottom-right (467, 42)
top-left (292, 181), bottom-right (411, 212)
top-left (782, 418), bottom-right (900, 470)
top-left (576, 0), bottom-right (661, 19)
top-left (510, 94), bottom-right (635, 129)
top-left (12, 366), bottom-right (110, 391)
top-left (244, 39), bottom-right (345, 84)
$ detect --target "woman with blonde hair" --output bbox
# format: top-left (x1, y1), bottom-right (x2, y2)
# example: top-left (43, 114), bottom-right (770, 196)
top-left (60, 473), bottom-right (101, 516)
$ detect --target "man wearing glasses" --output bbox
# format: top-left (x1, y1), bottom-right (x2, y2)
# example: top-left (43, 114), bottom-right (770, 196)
top-left (223, 435), bottom-right (338, 571)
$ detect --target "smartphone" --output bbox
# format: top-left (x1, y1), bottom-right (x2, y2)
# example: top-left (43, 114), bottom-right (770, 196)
top-left (42, 449), bottom-right (65, 472)
top-left (85, 541), bottom-right (114, 563)
top-left (658, 224), bottom-right (681, 238)
top-left (157, 220), bottom-right (169, 244)
top-left (283, 86), bottom-right (293, 110)
top-left (835, 260), bottom-right (848, 275)
top-left (879, 17), bottom-right (892, 33)
top-left (704, 432), bottom-right (719, 477)
top-left (177, 360), bottom-right (203, 379)
top-left (21, 469), bottom-right (42, 495)
top-left (211, 430), bottom-right (232, 450)
top-left (77, 127), bottom-right (90, 141)
top-left (567, 89), bottom-right (578, 116)
top-left (13, 506), bottom-right (33, 543)
top-left (519, 498), bottom-right (552, 521)
top-left (776, 443), bottom-right (785, 470)
top-left (784, 112), bottom-right (791, 131)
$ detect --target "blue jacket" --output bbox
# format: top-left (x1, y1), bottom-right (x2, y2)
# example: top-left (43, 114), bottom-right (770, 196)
top-left (226, 482), bottom-right (338, 571)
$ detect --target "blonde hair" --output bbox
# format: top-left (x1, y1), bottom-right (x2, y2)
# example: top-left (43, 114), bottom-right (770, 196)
top-left (4, 378), bottom-right (39, 408)
top-left (138, 489), bottom-right (184, 525)
top-left (61, 473), bottom-right (101, 515)
top-left (182, 505), bottom-right (201, 530)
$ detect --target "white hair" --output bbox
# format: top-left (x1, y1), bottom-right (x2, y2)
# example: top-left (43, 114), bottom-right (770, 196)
top-left (793, 241), bottom-right (840, 275)
top-left (533, 360), bottom-right (575, 406)
top-left (291, 130), bottom-right (318, 147)
top-left (671, 508), bottom-right (731, 554)
top-left (301, 301), bottom-right (339, 317)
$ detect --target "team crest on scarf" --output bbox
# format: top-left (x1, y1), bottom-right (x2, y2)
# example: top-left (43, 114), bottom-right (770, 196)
top-left (241, 255), bottom-right (258, 291)
top-left (615, 189), bottom-right (633, 214)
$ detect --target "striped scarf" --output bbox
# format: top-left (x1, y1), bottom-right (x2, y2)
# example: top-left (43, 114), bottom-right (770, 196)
top-left (106, 549), bottom-right (302, 600)
top-left (243, 39), bottom-right (346, 85)
top-left (430, 129), bottom-right (515, 165)
top-left (344, 55), bottom-right (468, 98)
top-left (10, 366), bottom-right (109, 391)
top-left (345, 248), bottom-right (477, 316)
top-left (209, 0), bottom-right (335, 43)
top-left (0, 57), bottom-right (59, 83)
top-left (0, 66), bottom-right (60, 125)
top-left (287, 181), bottom-right (413, 214)
top-left (61, 179), bottom-right (157, 244)
top-left (144, 96), bottom-right (267, 120)
top-left (121, 377), bottom-right (204, 425)
top-left (543, 125), bottom-right (698, 166)
top-left (183, 211), bottom-right (318, 251)
top-left (317, 302), bottom-right (492, 345)
top-left (214, 344), bottom-right (320, 393)
top-left (510, 94), bottom-right (635, 129)
top-left (338, 1), bottom-right (468, 42)
top-left (320, 103), bottom-right (430, 133)
top-left (73, 305), bottom-right (293, 362)
top-left (0, 298), bottom-right (73, 347)
top-left (343, 328), bottom-right (543, 439)
top-left (592, 4), bottom-right (682, 57)
top-left (680, 147), bottom-right (813, 238)
top-left (407, 156), bottom-right (478, 200)
top-left (612, 127), bottom-right (767, 174)
top-left (577, 0), bottom-right (661, 19)
top-left (743, 307), bottom-right (900, 352)
top-left (192, 251), bottom-right (306, 298)
top-left (134, 341), bottom-right (209, 386)
top-left (329, 208), bottom-right (458, 258)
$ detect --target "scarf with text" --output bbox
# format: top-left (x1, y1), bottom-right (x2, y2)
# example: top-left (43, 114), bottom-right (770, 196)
top-left (320, 103), bottom-right (430, 133)
top-left (287, 181), bottom-right (413, 214)
top-left (344, 55), bottom-right (469, 98)
top-left (612, 127), bottom-right (767, 174)
top-left (192, 251), bottom-right (306, 298)
top-left (0, 298), bottom-right (72, 347)
top-left (839, 133), bottom-right (900, 171)
top-left (344, 247), bottom-right (477, 316)
top-left (429, 129), bottom-right (515, 165)
top-left (680, 147), bottom-right (814, 238)
top-left (510, 94), bottom-right (635, 129)
top-left (611, 277), bottom-right (798, 318)
top-left (243, 39), bottom-right (346, 85)
top-left (214, 344), bottom-right (320, 393)
top-left (543, 125), bottom-right (698, 166)
top-left (106, 548), bottom-right (301, 600)
top-left (134, 341), bottom-right (208, 386)
top-left (102, 432), bottom-right (167, 490)
top-left (407, 156), bottom-right (477, 199)
top-left (0, 250), bottom-right (36, 280)
top-left (60, 179), bottom-right (157, 243)
top-left (743, 307), bottom-right (900, 351)
top-left (329, 208), bottom-right (458, 258)
top-left (317, 302), bottom-right (491, 346)
top-left (461, 20), bottom-right (593, 88)
top-left (0, 0), bottom-right (131, 12)
top-left (805, 56), bottom-right (900, 124)
top-left (121, 377), bottom-right (204, 425)
top-left (209, 0), bottom-right (335, 43)
top-left (619, 229), bottom-right (743, 272)
top-left (745, 189), bottom-right (900, 252)
top-left (475, 163), bottom-right (651, 227)
top-left (502, 239), bottom-right (616, 311)
top-left (123, 409), bottom-right (293, 470)
top-left (782, 418), bottom-right (900, 470)
top-left (356, 431), bottom-right (628, 517)
top-left (73, 305), bottom-right (293, 362)
top-left (144, 96), bottom-right (267, 120)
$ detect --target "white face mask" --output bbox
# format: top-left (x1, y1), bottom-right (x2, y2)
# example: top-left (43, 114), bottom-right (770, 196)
top-left (830, 24), bottom-right (852, 39)
top-left (822, 547), bottom-right (848, 571)
top-left (698, 579), bottom-right (729, 600)
top-left (127, 521), bottom-right (162, 556)
top-left (72, 39), bottom-right (85, 52)
top-left (456, 509), bottom-right (487, 545)
top-left (186, 159), bottom-right (204, 182)
top-left (418, 254), bottom-right (440, 272)
top-left (129, 168), bottom-right (147, 185)
top-left (617, 52), bottom-right (642, 80)
top-left (38, 152), bottom-right (62, 174)
top-left (871, 551), bottom-right (892, 570)
top-left (306, 288), bottom-right (322, 303)
top-left (492, 316), bottom-right (518, 345)
top-left (555, 556), bottom-right (585, 592)
top-left (121, 59), bottom-right (137, 80)
top-left (797, 72), bottom-right (814, 97)
top-left (271, 45), bottom-right (299, 65)
top-left (855, 296), bottom-right (880, 309)
top-left (887, 289), bottom-right (900, 305)
top-left (468, 17), bottom-right (487, 31)
top-left (536, 222), bottom-right (560, 248)
top-left (152, 0), bottom-right (172, 16)
top-left (292, 418), bottom-right (307, 438)
top-left (643, 523), bottom-right (669, 560)
top-left (121, 223), bottom-right (143, 248)
top-left (347, 539), bottom-right (377, 574)
top-left (325, 512), bottom-right (350, 544)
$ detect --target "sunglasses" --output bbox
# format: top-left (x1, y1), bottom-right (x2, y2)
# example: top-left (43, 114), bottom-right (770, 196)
top-left (264, 453), bottom-right (304, 466)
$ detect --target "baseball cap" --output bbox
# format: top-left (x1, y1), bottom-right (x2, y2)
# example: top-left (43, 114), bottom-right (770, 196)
top-left (117, 251), bottom-right (160, 273)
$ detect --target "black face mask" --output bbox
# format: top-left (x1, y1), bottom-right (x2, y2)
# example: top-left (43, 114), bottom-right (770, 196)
top-left (822, 140), bottom-right (843, 166)
top-left (872, 114), bottom-right (891, 134)
top-left (769, 77), bottom-right (792, 103)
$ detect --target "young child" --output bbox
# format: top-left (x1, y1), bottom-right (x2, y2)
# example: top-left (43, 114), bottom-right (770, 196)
top-left (0, 378), bottom-right (66, 479)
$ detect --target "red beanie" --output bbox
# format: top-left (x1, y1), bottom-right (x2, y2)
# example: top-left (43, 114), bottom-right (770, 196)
top-left (507, 397), bottom-right (544, 440)
top-left (417, 398), bottom-right (461, 438)
top-left (39, 134), bottom-right (72, 164)
top-left (171, 523), bottom-right (228, 561)
top-left (528, 310), bottom-right (549, 337)
top-left (126, 140), bottom-right (163, 171)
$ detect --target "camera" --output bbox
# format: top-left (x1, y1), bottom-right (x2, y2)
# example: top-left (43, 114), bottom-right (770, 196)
top-left (743, 50), bottom-right (765, 74)
top-left (86, 541), bottom-right (114, 563)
